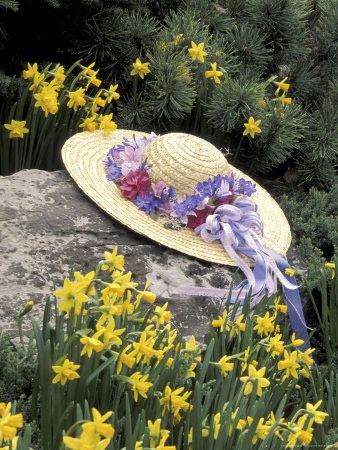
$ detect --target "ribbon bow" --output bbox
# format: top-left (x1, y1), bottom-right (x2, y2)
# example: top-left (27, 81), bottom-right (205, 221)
top-left (177, 195), bottom-right (310, 347)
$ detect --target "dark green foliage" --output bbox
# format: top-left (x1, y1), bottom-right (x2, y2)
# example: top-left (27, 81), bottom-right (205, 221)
top-left (115, 10), bottom-right (160, 61)
top-left (311, 0), bottom-right (338, 81)
top-left (248, 102), bottom-right (308, 172)
top-left (0, 332), bottom-right (37, 408)
top-left (206, 74), bottom-right (265, 133)
top-left (297, 99), bottom-right (338, 188)
top-left (243, 0), bottom-right (311, 65)
top-left (224, 23), bottom-right (273, 72)
top-left (279, 185), bottom-right (338, 289)
top-left (117, 92), bottom-right (153, 129)
top-left (180, 0), bottom-right (234, 35)
top-left (146, 48), bottom-right (197, 123)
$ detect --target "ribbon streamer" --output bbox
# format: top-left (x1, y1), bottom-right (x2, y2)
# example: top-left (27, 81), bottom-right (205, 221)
top-left (176, 194), bottom-right (310, 349)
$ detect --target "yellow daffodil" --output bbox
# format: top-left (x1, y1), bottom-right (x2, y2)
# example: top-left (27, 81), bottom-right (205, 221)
top-left (188, 41), bottom-right (208, 62)
top-left (277, 350), bottom-right (300, 378)
top-left (34, 85), bottom-right (58, 117)
top-left (230, 314), bottom-right (246, 337)
top-left (247, 416), bottom-right (270, 444)
top-left (267, 334), bottom-right (284, 357)
top-left (186, 362), bottom-right (197, 378)
top-left (135, 280), bottom-right (156, 307)
top-left (286, 414), bottom-right (314, 448)
top-left (280, 92), bottom-right (292, 106)
top-left (80, 329), bottom-right (105, 358)
top-left (1, 436), bottom-right (18, 450)
top-left (102, 247), bottom-right (125, 272)
top-left (81, 408), bottom-right (115, 440)
top-left (265, 411), bottom-right (285, 440)
top-left (129, 331), bottom-right (156, 363)
top-left (4, 120), bottom-right (29, 139)
top-left (116, 344), bottom-right (136, 374)
top-left (285, 268), bottom-right (295, 277)
top-left (305, 400), bottom-right (328, 426)
top-left (228, 408), bottom-right (246, 436)
top-left (54, 279), bottom-right (89, 317)
top-left (274, 297), bottom-right (288, 314)
top-left (54, 64), bottom-right (66, 85)
top-left (147, 419), bottom-right (169, 448)
top-left (99, 113), bottom-right (117, 136)
top-left (299, 348), bottom-right (314, 367)
top-left (151, 302), bottom-right (172, 328)
top-left (128, 372), bottom-right (153, 402)
top-left (23, 62), bottom-right (39, 79)
top-left (212, 309), bottom-right (229, 332)
top-left (102, 318), bottom-right (125, 346)
top-left (105, 84), bottom-right (120, 103)
top-left (29, 72), bottom-right (45, 91)
top-left (101, 271), bottom-right (138, 298)
top-left (74, 270), bottom-right (96, 296)
top-left (240, 364), bottom-right (271, 396)
top-left (94, 95), bottom-right (106, 108)
top-left (86, 75), bottom-right (102, 89)
top-left (325, 262), bottom-right (335, 278)
top-left (119, 290), bottom-right (135, 319)
top-left (52, 359), bottom-right (80, 385)
top-left (275, 77), bottom-right (290, 95)
top-left (79, 114), bottom-right (99, 132)
top-left (67, 88), bottom-right (86, 111)
top-left (241, 346), bottom-right (251, 373)
top-left (85, 62), bottom-right (97, 77)
top-left (63, 428), bottom-right (110, 450)
top-left (160, 386), bottom-right (191, 418)
top-left (253, 311), bottom-right (275, 336)
top-left (0, 403), bottom-right (23, 442)
top-left (183, 335), bottom-right (201, 361)
top-left (291, 333), bottom-right (304, 347)
top-left (205, 62), bottom-right (223, 83)
top-left (130, 58), bottom-right (151, 79)
top-left (217, 355), bottom-right (234, 377)
top-left (243, 117), bottom-right (262, 138)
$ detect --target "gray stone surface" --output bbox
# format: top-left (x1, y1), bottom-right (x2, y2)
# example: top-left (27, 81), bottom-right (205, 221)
top-left (0, 170), bottom-right (304, 340)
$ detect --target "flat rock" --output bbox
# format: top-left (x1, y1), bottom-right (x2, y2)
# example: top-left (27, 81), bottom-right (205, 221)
top-left (0, 170), bottom-right (304, 340)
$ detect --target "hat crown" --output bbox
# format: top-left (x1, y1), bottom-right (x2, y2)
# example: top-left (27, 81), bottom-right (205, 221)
top-left (144, 133), bottom-right (231, 198)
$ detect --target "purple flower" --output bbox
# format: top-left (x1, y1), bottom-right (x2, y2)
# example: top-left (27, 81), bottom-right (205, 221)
top-left (135, 193), bottom-right (161, 214)
top-left (106, 164), bottom-right (122, 182)
top-left (158, 199), bottom-right (174, 216)
top-left (174, 200), bottom-right (189, 217)
top-left (168, 186), bottom-right (177, 201)
top-left (196, 179), bottom-right (214, 197)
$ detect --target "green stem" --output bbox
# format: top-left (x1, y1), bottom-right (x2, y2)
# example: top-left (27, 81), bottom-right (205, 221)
top-left (17, 317), bottom-right (24, 346)
top-left (234, 135), bottom-right (244, 163)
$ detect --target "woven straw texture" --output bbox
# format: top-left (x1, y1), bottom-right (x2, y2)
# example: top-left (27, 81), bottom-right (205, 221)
top-left (61, 130), bottom-right (291, 266)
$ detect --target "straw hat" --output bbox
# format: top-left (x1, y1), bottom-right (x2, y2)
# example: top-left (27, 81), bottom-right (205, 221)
top-left (61, 129), bottom-right (291, 266)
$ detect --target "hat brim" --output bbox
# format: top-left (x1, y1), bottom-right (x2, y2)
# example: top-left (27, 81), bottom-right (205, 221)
top-left (61, 130), bottom-right (291, 266)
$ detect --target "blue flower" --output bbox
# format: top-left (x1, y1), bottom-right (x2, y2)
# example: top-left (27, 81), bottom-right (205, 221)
top-left (135, 193), bottom-right (161, 214)
top-left (174, 200), bottom-right (189, 217)
top-left (105, 164), bottom-right (122, 182)
top-left (168, 185), bottom-right (177, 201)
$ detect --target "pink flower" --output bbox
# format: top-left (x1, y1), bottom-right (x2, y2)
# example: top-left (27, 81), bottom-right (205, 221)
top-left (187, 207), bottom-right (214, 229)
top-left (159, 200), bottom-right (174, 216)
top-left (119, 170), bottom-right (150, 200)
top-left (151, 181), bottom-right (168, 198)
top-left (119, 144), bottom-right (144, 176)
